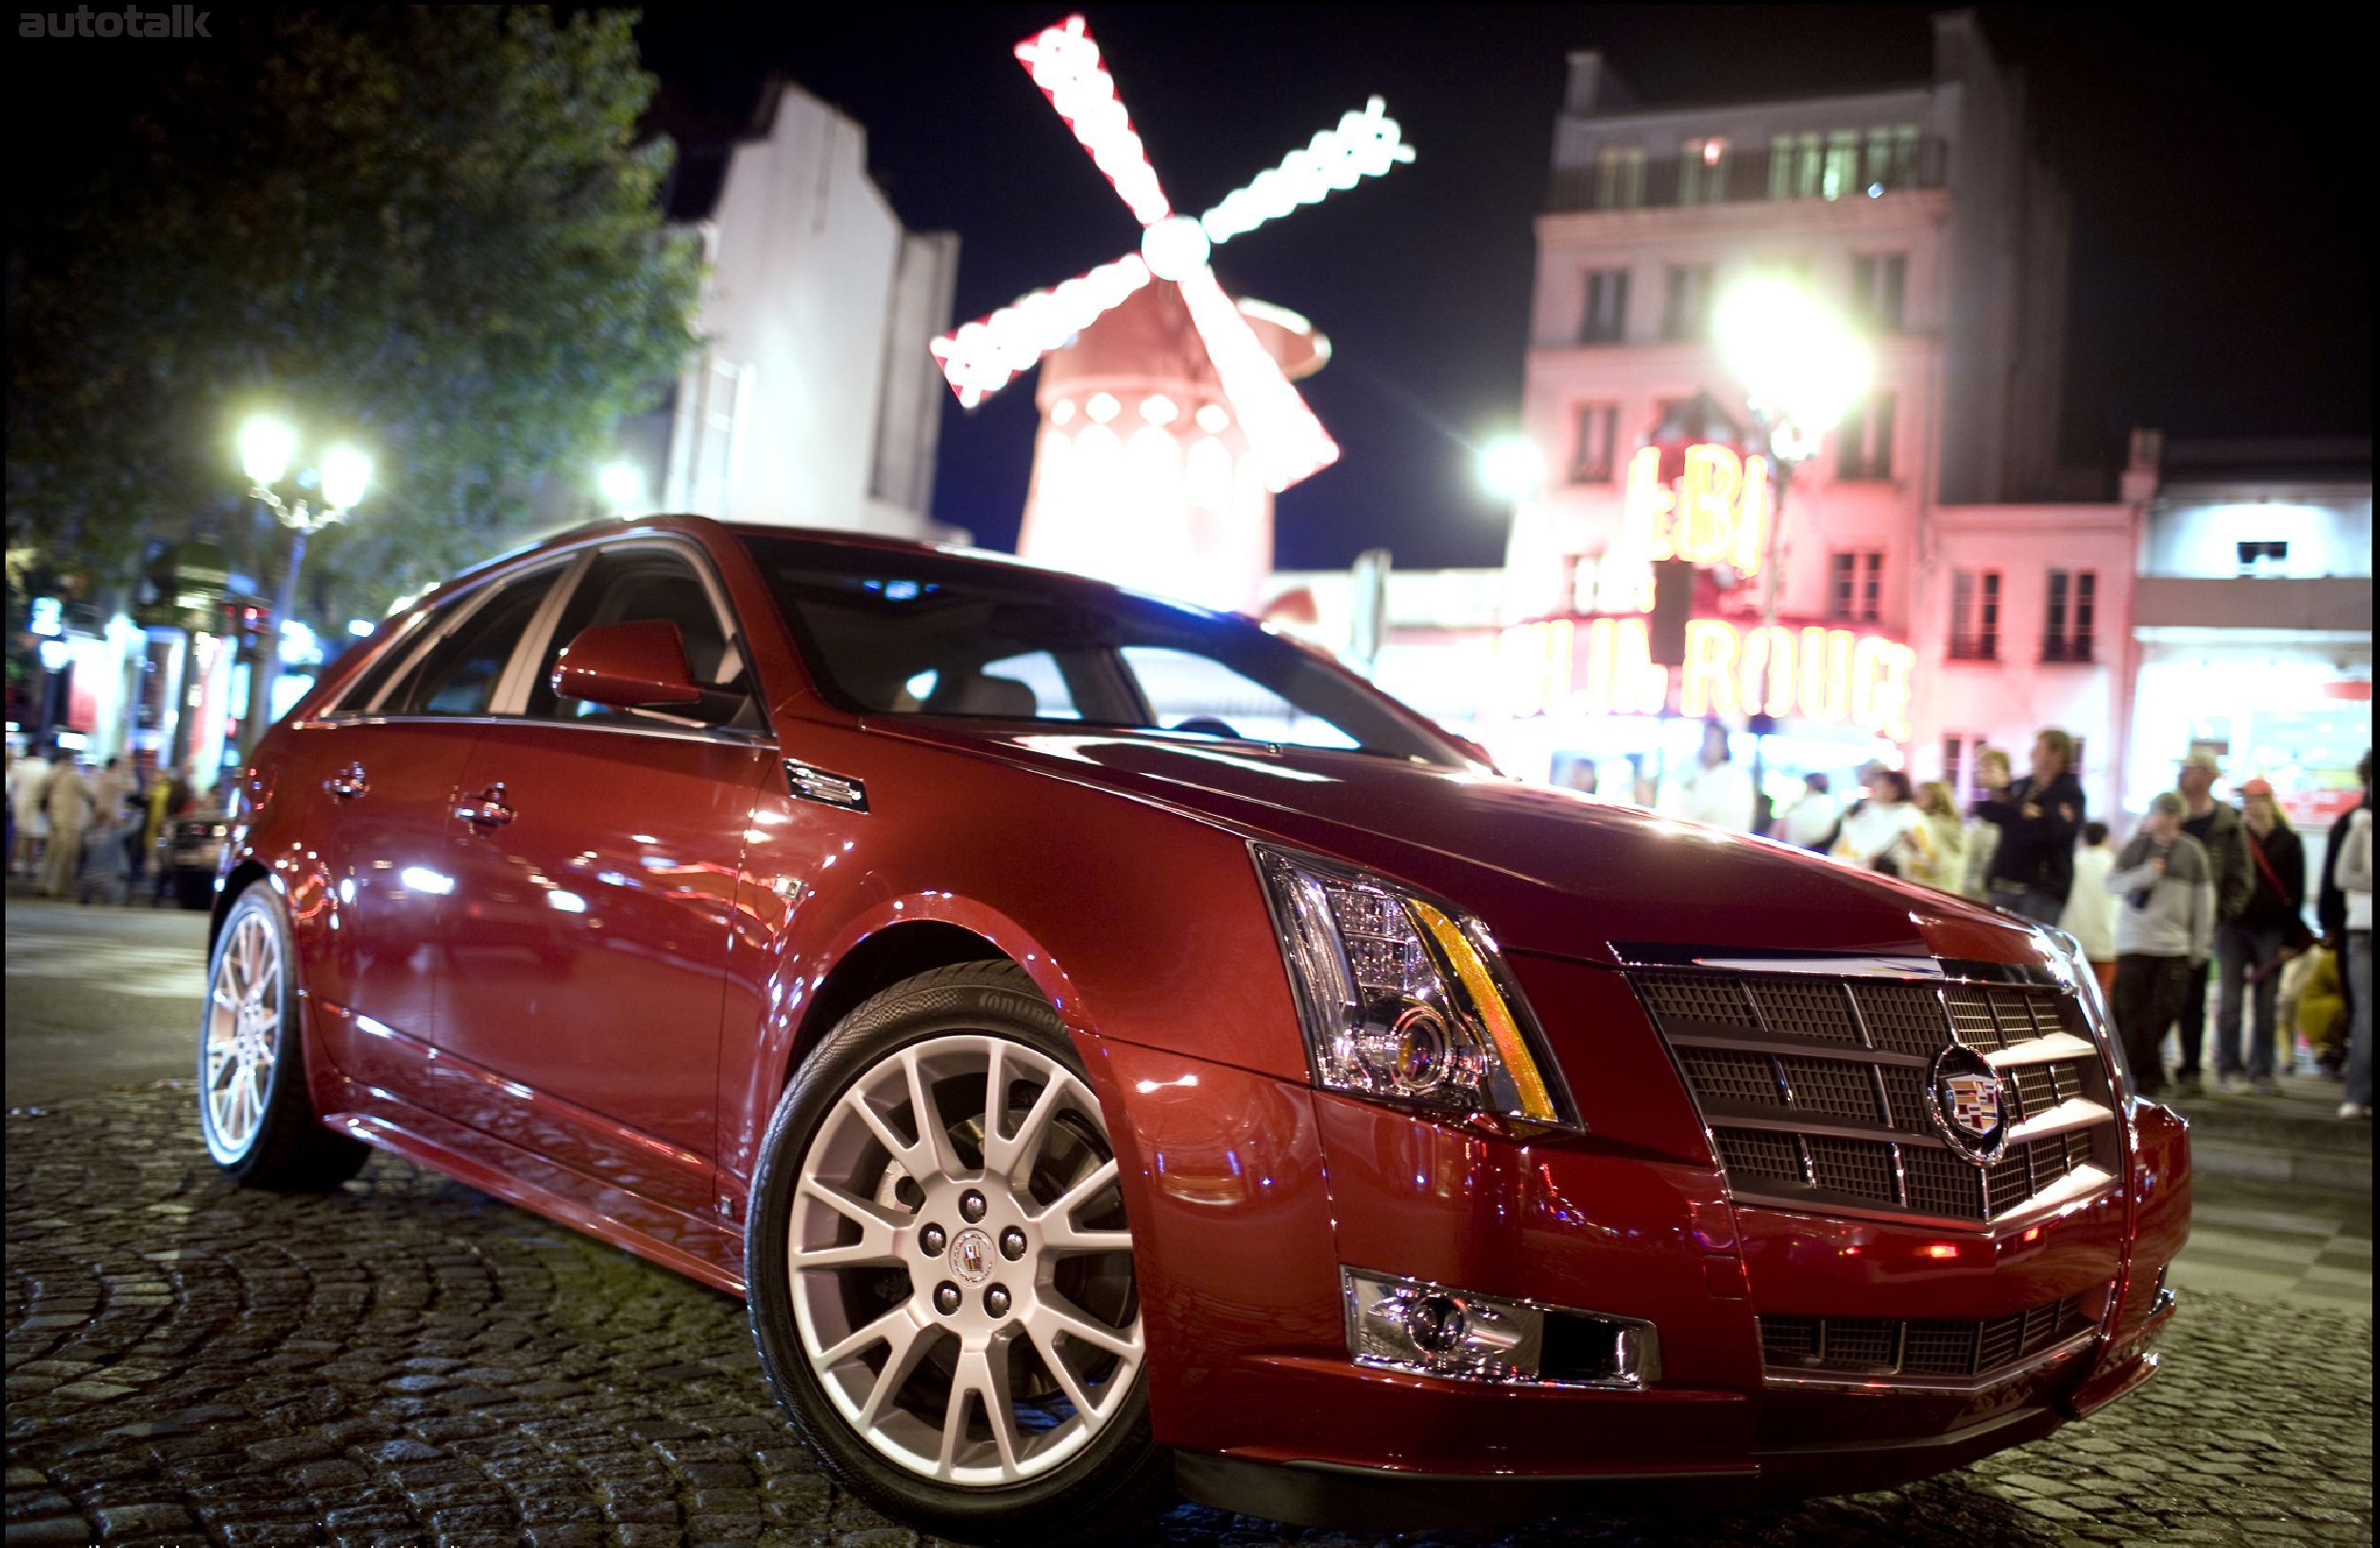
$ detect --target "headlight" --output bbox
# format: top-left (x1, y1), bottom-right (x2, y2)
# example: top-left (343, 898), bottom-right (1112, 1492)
top-left (2035, 923), bottom-right (2136, 1103)
top-left (1252, 843), bottom-right (1577, 1127)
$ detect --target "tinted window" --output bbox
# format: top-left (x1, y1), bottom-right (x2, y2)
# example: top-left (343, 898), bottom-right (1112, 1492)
top-left (743, 537), bottom-right (1463, 766)
top-left (386, 567), bottom-right (561, 717)
top-left (329, 615), bottom-right (426, 714)
top-left (528, 547), bottom-right (748, 726)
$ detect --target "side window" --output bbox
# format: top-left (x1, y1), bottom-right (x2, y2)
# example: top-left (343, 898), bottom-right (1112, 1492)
top-left (527, 548), bottom-right (744, 724)
top-left (385, 568), bottom-right (562, 718)
top-left (329, 614), bottom-right (427, 714)
top-left (910, 649), bottom-right (1081, 720)
top-left (1121, 645), bottom-right (1359, 750)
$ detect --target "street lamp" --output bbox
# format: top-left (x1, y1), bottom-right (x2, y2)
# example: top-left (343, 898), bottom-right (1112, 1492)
top-left (236, 412), bottom-right (371, 757)
top-left (1478, 434), bottom-right (1545, 504)
top-left (597, 459), bottom-right (649, 516)
top-left (1714, 276), bottom-right (1870, 832)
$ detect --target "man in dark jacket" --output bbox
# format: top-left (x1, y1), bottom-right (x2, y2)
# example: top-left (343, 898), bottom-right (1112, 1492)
top-left (2168, 750), bottom-right (2252, 1095)
top-left (1974, 727), bottom-right (2086, 925)
top-left (2216, 778), bottom-right (2304, 1093)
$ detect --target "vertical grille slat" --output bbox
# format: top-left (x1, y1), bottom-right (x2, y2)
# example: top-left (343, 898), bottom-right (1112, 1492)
top-left (1632, 966), bottom-right (2117, 1227)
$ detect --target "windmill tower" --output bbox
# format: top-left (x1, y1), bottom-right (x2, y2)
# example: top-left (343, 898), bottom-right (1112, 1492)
top-left (931, 14), bottom-right (1413, 609)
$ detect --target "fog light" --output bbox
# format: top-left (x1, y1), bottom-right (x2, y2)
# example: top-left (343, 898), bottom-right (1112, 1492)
top-left (1344, 1268), bottom-right (1542, 1382)
top-left (1342, 1267), bottom-right (1663, 1388)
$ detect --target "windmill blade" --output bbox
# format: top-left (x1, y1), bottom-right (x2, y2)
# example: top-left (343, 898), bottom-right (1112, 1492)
top-left (929, 254), bottom-right (1155, 407)
top-left (1174, 264), bottom-right (1339, 493)
top-left (1200, 97), bottom-right (1417, 248)
top-left (1014, 14), bottom-right (1173, 228)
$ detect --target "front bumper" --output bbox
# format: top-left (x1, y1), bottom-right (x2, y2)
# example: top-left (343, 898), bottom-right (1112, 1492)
top-left (1087, 960), bottom-right (2189, 1524)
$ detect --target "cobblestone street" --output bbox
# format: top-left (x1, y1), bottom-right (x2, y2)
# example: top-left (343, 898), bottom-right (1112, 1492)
top-left (6, 1082), bottom-right (2371, 1548)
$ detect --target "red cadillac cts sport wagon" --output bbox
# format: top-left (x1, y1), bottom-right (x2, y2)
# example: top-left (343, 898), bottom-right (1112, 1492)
top-left (201, 516), bottom-right (2188, 1543)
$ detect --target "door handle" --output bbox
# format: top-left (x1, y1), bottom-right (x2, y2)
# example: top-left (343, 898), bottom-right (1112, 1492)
top-left (325, 764), bottom-right (368, 800)
top-left (454, 784), bottom-right (513, 829)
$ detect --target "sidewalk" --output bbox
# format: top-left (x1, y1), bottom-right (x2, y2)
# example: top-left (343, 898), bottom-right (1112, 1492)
top-left (2165, 1070), bottom-right (2373, 1195)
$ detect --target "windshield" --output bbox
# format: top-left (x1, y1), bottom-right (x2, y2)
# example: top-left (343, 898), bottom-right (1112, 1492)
top-left (743, 536), bottom-right (1468, 767)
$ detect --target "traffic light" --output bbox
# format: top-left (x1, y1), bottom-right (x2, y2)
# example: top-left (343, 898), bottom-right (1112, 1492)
top-left (1649, 559), bottom-right (1694, 668)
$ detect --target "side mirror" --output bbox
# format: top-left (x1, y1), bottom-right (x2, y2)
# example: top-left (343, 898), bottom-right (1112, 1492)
top-left (552, 620), bottom-right (702, 709)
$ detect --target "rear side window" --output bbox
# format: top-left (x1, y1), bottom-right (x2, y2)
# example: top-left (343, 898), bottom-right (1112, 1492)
top-left (385, 567), bottom-right (562, 717)
top-left (526, 547), bottom-right (747, 725)
top-left (329, 615), bottom-right (427, 714)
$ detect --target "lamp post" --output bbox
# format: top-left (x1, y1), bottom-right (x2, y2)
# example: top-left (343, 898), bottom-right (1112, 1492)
top-left (1714, 275), bottom-right (1869, 834)
top-left (236, 414), bottom-right (370, 759)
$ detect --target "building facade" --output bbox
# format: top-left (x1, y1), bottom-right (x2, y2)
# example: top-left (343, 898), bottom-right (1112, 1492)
top-left (2120, 435), bottom-right (2372, 850)
top-left (619, 79), bottom-right (962, 541)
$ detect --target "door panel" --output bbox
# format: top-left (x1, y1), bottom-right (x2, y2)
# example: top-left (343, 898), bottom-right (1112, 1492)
top-left (428, 722), bottom-right (767, 1218)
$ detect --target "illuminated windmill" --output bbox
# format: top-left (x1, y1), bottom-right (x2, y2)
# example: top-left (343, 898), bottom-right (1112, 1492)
top-left (931, 13), bottom-right (1414, 608)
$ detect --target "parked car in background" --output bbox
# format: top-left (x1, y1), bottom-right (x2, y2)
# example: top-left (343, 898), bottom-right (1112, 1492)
top-left (199, 515), bottom-right (2190, 1544)
top-left (162, 806), bottom-right (228, 910)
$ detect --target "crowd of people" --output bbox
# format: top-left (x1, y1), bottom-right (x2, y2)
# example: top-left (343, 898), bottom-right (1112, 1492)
top-left (1767, 732), bottom-right (2373, 1121)
top-left (5, 743), bottom-right (198, 907)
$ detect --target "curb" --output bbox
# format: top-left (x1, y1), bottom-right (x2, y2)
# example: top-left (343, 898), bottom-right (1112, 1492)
top-left (2189, 1136), bottom-right (2373, 1195)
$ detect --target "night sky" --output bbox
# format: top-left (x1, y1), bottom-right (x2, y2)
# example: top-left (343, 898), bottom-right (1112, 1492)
top-left (637, 5), bottom-right (2370, 571)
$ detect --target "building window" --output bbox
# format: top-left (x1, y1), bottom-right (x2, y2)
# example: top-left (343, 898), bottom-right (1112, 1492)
top-left (1852, 252), bottom-right (1907, 329)
top-left (1943, 735), bottom-right (1967, 804)
top-left (1950, 569), bottom-right (2001, 661)
top-left (1680, 137), bottom-right (1729, 204)
top-left (1570, 404), bottom-right (1618, 484)
top-left (1594, 146), bottom-right (1645, 209)
top-left (1581, 268), bottom-right (1630, 344)
top-left (1863, 126), bottom-right (1920, 193)
top-left (2043, 568), bottom-right (2097, 663)
top-left (2236, 540), bottom-right (2291, 571)
top-left (1829, 551), bottom-right (1883, 622)
top-left (1660, 265), bottom-right (1714, 342)
top-left (1836, 392), bottom-right (1895, 480)
top-left (1769, 132), bottom-right (1822, 199)
top-left (1821, 130), bottom-right (1862, 200)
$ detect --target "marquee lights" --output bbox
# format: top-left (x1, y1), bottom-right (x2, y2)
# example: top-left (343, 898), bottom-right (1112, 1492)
top-left (931, 13), bottom-right (1415, 500)
top-left (1627, 443), bottom-right (1770, 574)
top-left (1497, 615), bottom-right (1914, 742)
top-left (1198, 97), bottom-right (1416, 246)
top-left (1015, 15), bottom-right (1172, 228)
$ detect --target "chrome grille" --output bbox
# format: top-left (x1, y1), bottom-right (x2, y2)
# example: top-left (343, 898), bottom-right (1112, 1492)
top-left (1631, 966), bottom-right (2119, 1226)
top-left (1762, 1291), bottom-right (2102, 1381)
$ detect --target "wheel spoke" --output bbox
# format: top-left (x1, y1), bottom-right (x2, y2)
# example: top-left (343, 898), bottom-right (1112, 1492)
top-left (856, 1318), bottom-right (936, 1428)
top-left (1027, 1320), bottom-right (1095, 1418)
top-left (204, 1038), bottom-right (236, 1088)
top-left (1035, 1291), bottom-right (1140, 1360)
top-left (986, 1072), bottom-right (1066, 1180)
top-left (817, 1304), bottom-right (917, 1366)
top-left (939, 1344), bottom-right (1022, 1478)
top-left (798, 1175), bottom-right (909, 1234)
top-left (790, 1238), bottom-right (904, 1271)
top-left (1043, 1224), bottom-right (1134, 1255)
top-left (843, 1088), bottom-right (917, 1170)
top-left (1036, 1156), bottom-right (1119, 1230)
top-left (211, 985), bottom-right (240, 1014)
top-left (902, 1048), bottom-right (962, 1180)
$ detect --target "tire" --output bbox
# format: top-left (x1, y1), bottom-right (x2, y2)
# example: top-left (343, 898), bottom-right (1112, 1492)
top-left (198, 884), bottom-right (370, 1190)
top-left (745, 962), bottom-right (1169, 1546)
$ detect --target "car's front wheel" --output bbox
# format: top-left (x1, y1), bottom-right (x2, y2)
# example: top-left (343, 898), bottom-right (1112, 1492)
top-left (745, 962), bottom-right (1166, 1545)
top-left (198, 884), bottom-right (369, 1189)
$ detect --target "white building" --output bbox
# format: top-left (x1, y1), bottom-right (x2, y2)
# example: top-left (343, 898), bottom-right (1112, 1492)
top-left (1265, 11), bottom-right (2166, 824)
top-left (2120, 435), bottom-right (2371, 845)
top-left (618, 78), bottom-right (963, 540)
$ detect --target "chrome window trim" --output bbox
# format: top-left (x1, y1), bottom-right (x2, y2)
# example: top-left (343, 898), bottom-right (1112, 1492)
top-left (491, 548), bottom-right (597, 715)
top-left (294, 714), bottom-right (777, 751)
top-left (321, 607), bottom-right (436, 716)
top-left (1762, 1327), bottom-right (2097, 1395)
top-left (360, 557), bottom-right (576, 719)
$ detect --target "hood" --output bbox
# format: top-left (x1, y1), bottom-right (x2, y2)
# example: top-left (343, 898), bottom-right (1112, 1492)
top-left (883, 724), bottom-right (2046, 969)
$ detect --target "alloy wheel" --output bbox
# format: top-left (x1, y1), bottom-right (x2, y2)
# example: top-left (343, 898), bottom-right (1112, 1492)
top-left (202, 908), bottom-right (281, 1162)
top-left (787, 1032), bottom-right (1142, 1486)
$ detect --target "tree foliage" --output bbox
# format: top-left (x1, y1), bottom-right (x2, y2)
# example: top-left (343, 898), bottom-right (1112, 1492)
top-left (6, 7), bottom-right (702, 620)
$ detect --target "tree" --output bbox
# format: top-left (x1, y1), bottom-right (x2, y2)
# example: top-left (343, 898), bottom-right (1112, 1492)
top-left (6, 7), bottom-right (702, 622)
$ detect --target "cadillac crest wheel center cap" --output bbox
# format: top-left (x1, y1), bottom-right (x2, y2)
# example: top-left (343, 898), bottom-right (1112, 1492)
top-left (949, 1225), bottom-right (995, 1284)
top-left (1927, 1044), bottom-right (2010, 1165)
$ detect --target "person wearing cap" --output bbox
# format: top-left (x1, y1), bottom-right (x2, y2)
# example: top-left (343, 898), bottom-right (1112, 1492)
top-left (2106, 791), bottom-right (2215, 1099)
top-left (2214, 778), bottom-right (2306, 1094)
top-left (2166, 749), bottom-right (2252, 1097)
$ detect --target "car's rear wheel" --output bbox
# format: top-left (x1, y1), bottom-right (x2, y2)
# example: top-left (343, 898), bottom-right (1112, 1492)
top-left (198, 885), bottom-right (369, 1189)
top-left (745, 962), bottom-right (1166, 1545)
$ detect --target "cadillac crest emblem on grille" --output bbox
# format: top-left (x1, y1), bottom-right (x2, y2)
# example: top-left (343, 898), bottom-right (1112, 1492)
top-left (1927, 1044), bottom-right (2008, 1165)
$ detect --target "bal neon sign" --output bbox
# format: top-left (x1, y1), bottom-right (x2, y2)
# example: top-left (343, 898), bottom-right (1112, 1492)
top-left (1626, 443), bottom-right (1772, 575)
top-left (1496, 615), bottom-right (1915, 742)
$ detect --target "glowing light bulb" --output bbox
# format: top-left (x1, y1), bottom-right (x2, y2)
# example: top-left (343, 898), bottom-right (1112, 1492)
top-left (1140, 215), bottom-right (1211, 282)
top-left (1195, 404), bottom-right (1232, 434)
top-left (1051, 399), bottom-right (1078, 427)
top-left (1140, 394), bottom-right (1180, 427)
top-left (1085, 392), bottom-right (1121, 424)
